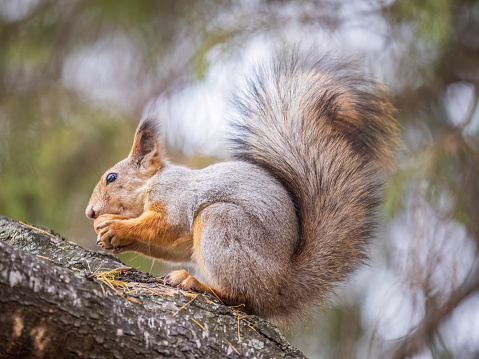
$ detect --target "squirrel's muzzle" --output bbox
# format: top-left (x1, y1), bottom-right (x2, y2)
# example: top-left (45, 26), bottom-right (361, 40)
top-left (86, 206), bottom-right (97, 219)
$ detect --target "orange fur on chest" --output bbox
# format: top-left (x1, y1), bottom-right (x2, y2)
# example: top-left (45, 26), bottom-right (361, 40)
top-left (119, 203), bottom-right (183, 247)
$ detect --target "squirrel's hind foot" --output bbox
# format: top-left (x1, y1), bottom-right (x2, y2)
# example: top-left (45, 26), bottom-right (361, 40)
top-left (164, 269), bottom-right (210, 292)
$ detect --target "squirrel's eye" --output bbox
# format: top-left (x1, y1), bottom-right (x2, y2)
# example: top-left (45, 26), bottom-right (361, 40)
top-left (106, 173), bottom-right (118, 185)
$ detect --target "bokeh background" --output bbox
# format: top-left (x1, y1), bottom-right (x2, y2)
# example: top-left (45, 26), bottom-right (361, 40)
top-left (1, 1), bottom-right (478, 358)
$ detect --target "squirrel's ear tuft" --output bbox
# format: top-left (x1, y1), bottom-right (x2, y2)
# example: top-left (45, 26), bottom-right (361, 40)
top-left (129, 116), bottom-right (163, 168)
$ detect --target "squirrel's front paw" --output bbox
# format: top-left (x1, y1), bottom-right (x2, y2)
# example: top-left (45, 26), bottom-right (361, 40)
top-left (94, 214), bottom-right (129, 234)
top-left (95, 216), bottom-right (134, 251)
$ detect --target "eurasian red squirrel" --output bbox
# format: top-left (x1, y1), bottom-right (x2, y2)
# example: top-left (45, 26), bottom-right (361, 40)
top-left (86, 49), bottom-right (399, 327)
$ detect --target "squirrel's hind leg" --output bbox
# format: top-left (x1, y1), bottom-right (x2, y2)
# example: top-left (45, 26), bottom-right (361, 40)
top-left (189, 202), bottom-right (295, 316)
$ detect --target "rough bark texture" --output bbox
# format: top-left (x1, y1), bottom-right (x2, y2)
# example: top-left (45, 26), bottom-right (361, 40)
top-left (0, 216), bottom-right (305, 358)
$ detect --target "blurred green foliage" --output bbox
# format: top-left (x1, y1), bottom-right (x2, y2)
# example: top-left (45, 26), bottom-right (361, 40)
top-left (391, 0), bottom-right (453, 45)
top-left (1, 0), bottom-right (478, 358)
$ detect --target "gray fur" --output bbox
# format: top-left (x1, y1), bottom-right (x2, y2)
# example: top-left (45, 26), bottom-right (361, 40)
top-left (145, 49), bottom-right (397, 326)
top-left (148, 161), bottom-right (300, 318)
top-left (222, 49), bottom-right (398, 325)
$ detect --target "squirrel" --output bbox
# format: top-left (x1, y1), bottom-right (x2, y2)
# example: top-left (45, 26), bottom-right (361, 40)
top-left (85, 49), bottom-right (399, 328)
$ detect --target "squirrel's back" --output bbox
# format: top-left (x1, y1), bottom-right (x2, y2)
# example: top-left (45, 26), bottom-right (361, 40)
top-left (228, 49), bottom-right (399, 325)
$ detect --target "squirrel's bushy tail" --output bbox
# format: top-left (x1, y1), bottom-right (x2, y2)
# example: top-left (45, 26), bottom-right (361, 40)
top-left (228, 49), bottom-right (399, 325)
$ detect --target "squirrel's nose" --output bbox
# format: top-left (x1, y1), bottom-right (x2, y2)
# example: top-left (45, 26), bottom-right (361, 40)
top-left (86, 206), bottom-right (97, 219)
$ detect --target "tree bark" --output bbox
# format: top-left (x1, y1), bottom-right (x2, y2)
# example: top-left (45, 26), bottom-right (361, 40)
top-left (0, 216), bottom-right (305, 358)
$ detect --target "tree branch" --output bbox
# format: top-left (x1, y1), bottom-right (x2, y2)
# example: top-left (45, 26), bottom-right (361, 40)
top-left (0, 216), bottom-right (304, 358)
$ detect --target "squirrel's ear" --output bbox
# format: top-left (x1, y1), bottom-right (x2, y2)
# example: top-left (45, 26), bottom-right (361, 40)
top-left (129, 116), bottom-right (163, 169)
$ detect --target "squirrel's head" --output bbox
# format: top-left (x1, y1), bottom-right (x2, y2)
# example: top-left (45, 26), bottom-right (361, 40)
top-left (85, 116), bottom-right (164, 220)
